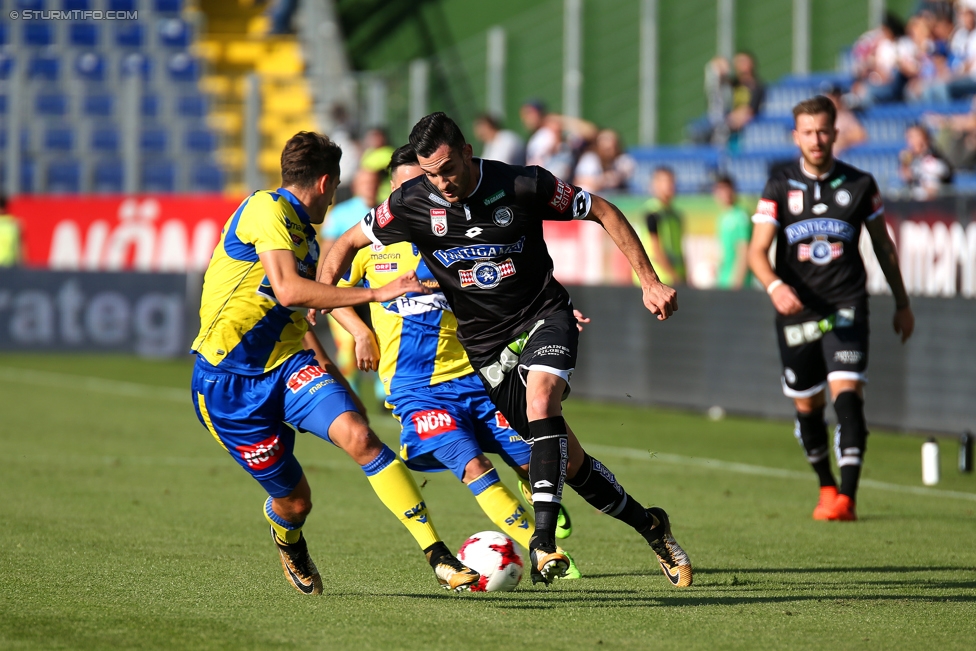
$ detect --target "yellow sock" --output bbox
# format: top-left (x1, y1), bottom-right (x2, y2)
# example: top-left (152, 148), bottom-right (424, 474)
top-left (469, 469), bottom-right (534, 549)
top-left (363, 446), bottom-right (441, 550)
top-left (264, 496), bottom-right (303, 544)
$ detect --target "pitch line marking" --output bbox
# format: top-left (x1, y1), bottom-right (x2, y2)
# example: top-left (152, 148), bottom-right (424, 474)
top-left (3, 366), bottom-right (974, 502)
top-left (584, 443), bottom-right (976, 503)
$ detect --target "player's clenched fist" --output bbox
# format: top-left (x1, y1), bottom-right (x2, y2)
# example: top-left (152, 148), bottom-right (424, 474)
top-left (768, 283), bottom-right (804, 316)
top-left (642, 281), bottom-right (678, 321)
top-left (373, 270), bottom-right (430, 302)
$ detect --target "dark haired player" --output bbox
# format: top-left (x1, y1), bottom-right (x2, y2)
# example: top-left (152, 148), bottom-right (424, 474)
top-left (190, 131), bottom-right (480, 594)
top-left (320, 113), bottom-right (692, 587)
top-left (748, 96), bottom-right (914, 521)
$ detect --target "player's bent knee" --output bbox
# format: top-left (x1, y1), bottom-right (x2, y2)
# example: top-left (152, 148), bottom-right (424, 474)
top-left (329, 412), bottom-right (383, 464)
top-left (794, 392), bottom-right (826, 414)
top-left (462, 455), bottom-right (495, 484)
top-left (275, 495), bottom-right (313, 521)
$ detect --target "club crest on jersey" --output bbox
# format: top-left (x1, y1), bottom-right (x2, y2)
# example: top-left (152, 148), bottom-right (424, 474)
top-left (549, 178), bottom-right (574, 213)
top-left (430, 208), bottom-right (448, 237)
top-left (493, 206), bottom-right (514, 227)
top-left (459, 259), bottom-right (516, 289)
top-left (788, 190), bottom-right (804, 215)
top-left (798, 236), bottom-right (843, 265)
top-left (835, 189), bottom-right (851, 206)
top-left (433, 236), bottom-right (526, 266)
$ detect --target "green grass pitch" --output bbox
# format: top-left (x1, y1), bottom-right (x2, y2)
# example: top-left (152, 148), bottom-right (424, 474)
top-left (1, 354), bottom-right (974, 651)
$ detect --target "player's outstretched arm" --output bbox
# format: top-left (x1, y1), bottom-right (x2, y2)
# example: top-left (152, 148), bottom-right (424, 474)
top-left (318, 223), bottom-right (372, 286)
top-left (302, 330), bottom-right (370, 422)
top-left (260, 249), bottom-right (427, 310)
top-left (585, 194), bottom-right (678, 320)
top-left (330, 307), bottom-right (381, 372)
top-left (865, 217), bottom-right (914, 342)
top-left (748, 222), bottom-right (804, 315)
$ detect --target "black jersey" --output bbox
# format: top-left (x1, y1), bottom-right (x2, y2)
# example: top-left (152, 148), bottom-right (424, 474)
top-left (754, 159), bottom-right (884, 323)
top-left (360, 158), bottom-right (592, 357)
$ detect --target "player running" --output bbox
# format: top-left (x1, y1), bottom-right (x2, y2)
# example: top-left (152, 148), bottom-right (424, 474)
top-left (189, 131), bottom-right (480, 594)
top-left (325, 145), bottom-right (581, 581)
top-left (319, 113), bottom-right (692, 587)
top-left (747, 96), bottom-right (914, 521)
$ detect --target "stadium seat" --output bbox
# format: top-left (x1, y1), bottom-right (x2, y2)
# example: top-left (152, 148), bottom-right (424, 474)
top-left (167, 53), bottom-right (201, 83)
top-left (142, 93), bottom-right (161, 118)
top-left (0, 53), bottom-right (12, 80)
top-left (91, 125), bottom-right (120, 153)
top-left (189, 161), bottom-right (224, 193)
top-left (43, 126), bottom-right (74, 152)
top-left (73, 52), bottom-right (106, 82)
top-left (153, 0), bottom-right (182, 15)
top-left (953, 170), bottom-right (976, 194)
top-left (16, 0), bottom-right (45, 10)
top-left (93, 158), bottom-right (124, 193)
top-left (862, 117), bottom-right (910, 145)
top-left (158, 19), bottom-right (192, 49)
top-left (1, 159), bottom-right (38, 193)
top-left (68, 22), bottom-right (100, 49)
top-left (120, 52), bottom-right (152, 80)
top-left (24, 23), bottom-right (54, 48)
top-left (35, 92), bottom-right (69, 116)
top-left (185, 128), bottom-right (217, 154)
top-left (141, 126), bottom-right (169, 153)
top-left (114, 22), bottom-right (145, 49)
top-left (0, 22), bottom-right (8, 48)
top-left (176, 94), bottom-right (208, 118)
top-left (142, 159), bottom-right (176, 192)
top-left (63, 0), bottom-right (91, 10)
top-left (740, 118), bottom-right (795, 153)
top-left (27, 54), bottom-right (59, 81)
top-left (83, 92), bottom-right (113, 118)
top-left (0, 94), bottom-right (6, 115)
top-left (46, 159), bottom-right (82, 194)
top-left (108, 0), bottom-right (136, 12)
top-left (629, 145), bottom-right (721, 195)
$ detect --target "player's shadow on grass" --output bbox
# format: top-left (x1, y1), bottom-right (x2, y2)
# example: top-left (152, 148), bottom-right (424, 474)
top-left (697, 566), bottom-right (975, 575)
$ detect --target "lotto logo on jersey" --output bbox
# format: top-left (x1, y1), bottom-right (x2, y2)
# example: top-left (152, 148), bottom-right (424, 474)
top-left (286, 364), bottom-right (326, 393)
top-left (757, 198), bottom-right (777, 220)
top-left (459, 259), bottom-right (517, 289)
top-left (549, 178), bottom-right (574, 213)
top-left (413, 410), bottom-right (456, 439)
top-left (430, 209), bottom-right (448, 237)
top-left (495, 411), bottom-right (511, 429)
top-left (375, 200), bottom-right (393, 228)
top-left (236, 434), bottom-right (283, 470)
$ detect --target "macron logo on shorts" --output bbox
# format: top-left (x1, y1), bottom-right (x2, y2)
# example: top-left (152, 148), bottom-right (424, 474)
top-left (237, 434), bottom-right (282, 470)
top-left (412, 410), bottom-right (455, 440)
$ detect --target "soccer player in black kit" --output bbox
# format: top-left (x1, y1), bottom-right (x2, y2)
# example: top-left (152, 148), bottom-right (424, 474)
top-left (320, 113), bottom-right (692, 587)
top-left (748, 96), bottom-right (915, 521)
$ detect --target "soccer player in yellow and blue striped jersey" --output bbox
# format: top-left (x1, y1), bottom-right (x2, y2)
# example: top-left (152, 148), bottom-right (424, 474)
top-left (329, 146), bottom-right (580, 580)
top-left (190, 132), bottom-right (479, 594)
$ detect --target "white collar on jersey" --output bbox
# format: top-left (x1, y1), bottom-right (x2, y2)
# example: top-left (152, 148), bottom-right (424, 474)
top-left (799, 158), bottom-right (835, 181)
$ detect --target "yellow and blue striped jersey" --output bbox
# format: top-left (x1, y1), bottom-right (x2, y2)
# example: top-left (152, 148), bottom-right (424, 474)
top-left (338, 241), bottom-right (472, 395)
top-left (192, 188), bottom-right (319, 375)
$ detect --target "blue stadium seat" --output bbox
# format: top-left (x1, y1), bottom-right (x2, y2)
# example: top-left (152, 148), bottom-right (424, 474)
top-left (862, 117), bottom-right (911, 145)
top-left (27, 54), bottom-right (59, 81)
top-left (142, 159), bottom-right (176, 192)
top-left (0, 52), bottom-right (12, 80)
top-left (46, 159), bottom-right (82, 194)
top-left (24, 23), bottom-right (54, 47)
top-left (108, 0), bottom-right (136, 11)
top-left (185, 128), bottom-right (217, 154)
top-left (35, 92), bottom-right (69, 116)
top-left (629, 145), bottom-right (721, 195)
top-left (0, 159), bottom-right (38, 193)
top-left (190, 161), bottom-right (224, 193)
top-left (154, 0), bottom-right (182, 15)
top-left (16, 0), bottom-right (45, 10)
top-left (68, 22), bottom-right (99, 48)
top-left (722, 152), bottom-right (797, 195)
top-left (158, 18), bottom-right (191, 49)
top-left (91, 125), bottom-right (120, 153)
top-left (114, 22), bottom-right (145, 49)
top-left (740, 118), bottom-right (795, 153)
top-left (953, 170), bottom-right (976, 194)
top-left (43, 126), bottom-right (74, 152)
top-left (840, 151), bottom-right (903, 193)
top-left (0, 129), bottom-right (30, 151)
top-left (141, 126), bottom-right (169, 153)
top-left (176, 94), bottom-right (208, 118)
top-left (0, 21), bottom-right (7, 47)
top-left (83, 92), bottom-right (113, 117)
top-left (0, 94), bottom-right (6, 115)
top-left (63, 0), bottom-right (91, 10)
top-left (167, 53), bottom-right (201, 83)
top-left (142, 93), bottom-right (160, 118)
top-left (73, 52), bottom-right (105, 82)
top-left (120, 52), bottom-right (152, 80)
top-left (93, 159), bottom-right (124, 193)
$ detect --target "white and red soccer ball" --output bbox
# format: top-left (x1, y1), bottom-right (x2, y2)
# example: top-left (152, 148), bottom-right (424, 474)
top-left (457, 531), bottom-right (524, 592)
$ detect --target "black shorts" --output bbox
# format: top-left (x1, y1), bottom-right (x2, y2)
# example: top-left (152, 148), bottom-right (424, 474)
top-left (469, 310), bottom-right (579, 440)
top-left (776, 306), bottom-right (869, 398)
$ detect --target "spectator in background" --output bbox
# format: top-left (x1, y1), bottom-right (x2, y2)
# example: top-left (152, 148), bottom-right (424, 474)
top-left (267, 0), bottom-right (299, 35)
top-left (900, 123), bottom-right (953, 199)
top-left (473, 113), bottom-right (526, 165)
top-left (643, 167), bottom-right (685, 286)
top-left (712, 175), bottom-right (752, 290)
top-left (948, 3), bottom-right (976, 98)
top-left (726, 52), bottom-right (765, 143)
top-left (850, 13), bottom-right (913, 106)
top-left (573, 129), bottom-right (635, 193)
top-left (824, 85), bottom-right (867, 155)
top-left (0, 195), bottom-right (21, 267)
top-left (520, 99), bottom-right (554, 167)
top-left (689, 56), bottom-right (733, 145)
top-left (359, 128), bottom-right (394, 175)
top-left (926, 95), bottom-right (976, 169)
top-left (323, 167), bottom-right (381, 252)
top-left (329, 103), bottom-right (360, 204)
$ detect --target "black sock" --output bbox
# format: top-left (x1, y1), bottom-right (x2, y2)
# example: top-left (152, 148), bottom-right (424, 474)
top-left (795, 408), bottom-right (836, 488)
top-left (526, 417), bottom-right (568, 549)
top-left (834, 392), bottom-right (868, 499)
top-left (567, 453), bottom-right (650, 532)
top-left (423, 541), bottom-right (451, 567)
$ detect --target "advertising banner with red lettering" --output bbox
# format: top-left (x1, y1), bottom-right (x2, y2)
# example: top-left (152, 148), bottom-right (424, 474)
top-left (13, 196), bottom-right (244, 272)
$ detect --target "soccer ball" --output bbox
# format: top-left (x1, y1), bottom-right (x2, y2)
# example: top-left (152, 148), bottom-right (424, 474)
top-left (457, 531), bottom-right (524, 592)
